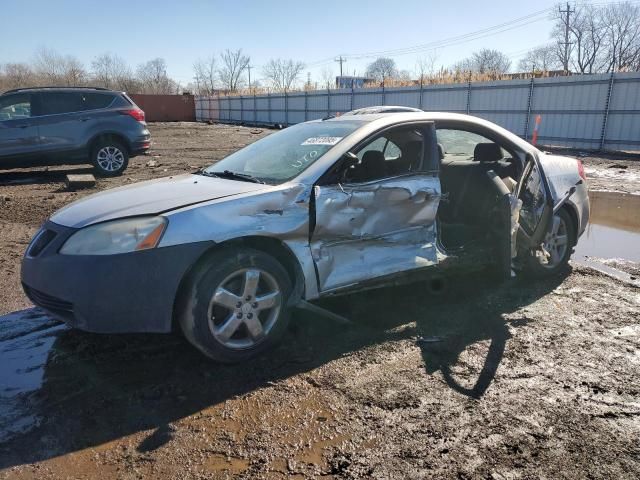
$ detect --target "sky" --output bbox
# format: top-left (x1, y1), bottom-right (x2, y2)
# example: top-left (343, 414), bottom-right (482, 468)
top-left (0, 0), bottom-right (565, 87)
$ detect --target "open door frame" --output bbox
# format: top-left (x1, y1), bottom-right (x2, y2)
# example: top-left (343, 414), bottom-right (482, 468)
top-left (515, 151), bottom-right (554, 250)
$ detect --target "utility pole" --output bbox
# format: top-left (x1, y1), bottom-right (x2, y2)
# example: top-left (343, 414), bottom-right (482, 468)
top-left (247, 64), bottom-right (252, 91)
top-left (558, 2), bottom-right (574, 73)
top-left (335, 56), bottom-right (346, 77)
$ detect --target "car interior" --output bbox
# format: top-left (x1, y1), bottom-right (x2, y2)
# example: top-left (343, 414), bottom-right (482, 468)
top-left (339, 124), bottom-right (524, 255)
top-left (344, 127), bottom-right (425, 183)
top-left (436, 127), bottom-right (522, 251)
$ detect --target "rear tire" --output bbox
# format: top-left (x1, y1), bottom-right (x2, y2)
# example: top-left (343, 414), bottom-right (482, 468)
top-left (525, 208), bottom-right (576, 278)
top-left (91, 139), bottom-right (129, 177)
top-left (178, 248), bottom-right (292, 363)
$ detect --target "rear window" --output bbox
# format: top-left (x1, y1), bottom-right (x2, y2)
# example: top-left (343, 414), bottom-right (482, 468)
top-left (80, 93), bottom-right (114, 110)
top-left (111, 95), bottom-right (131, 107)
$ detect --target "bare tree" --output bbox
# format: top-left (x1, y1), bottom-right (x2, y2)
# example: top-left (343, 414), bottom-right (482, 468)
top-left (137, 58), bottom-right (176, 94)
top-left (453, 49), bottom-right (510, 78)
top-left (193, 55), bottom-right (217, 95)
top-left (0, 63), bottom-right (35, 91)
top-left (518, 45), bottom-right (562, 72)
top-left (415, 51), bottom-right (438, 82)
top-left (319, 65), bottom-right (334, 89)
top-left (601, 2), bottom-right (640, 71)
top-left (452, 57), bottom-right (476, 75)
top-left (365, 57), bottom-right (398, 82)
top-left (472, 49), bottom-right (511, 76)
top-left (262, 58), bottom-right (305, 91)
top-left (32, 47), bottom-right (87, 86)
top-left (548, 1), bottom-right (640, 73)
top-left (218, 49), bottom-right (250, 92)
top-left (550, 4), bottom-right (606, 74)
top-left (572, 5), bottom-right (607, 73)
top-left (91, 53), bottom-right (136, 91)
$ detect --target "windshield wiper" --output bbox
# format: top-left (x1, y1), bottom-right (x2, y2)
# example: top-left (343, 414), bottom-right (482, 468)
top-left (199, 169), bottom-right (265, 184)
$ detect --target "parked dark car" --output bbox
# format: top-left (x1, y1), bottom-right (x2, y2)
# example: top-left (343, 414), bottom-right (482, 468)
top-left (0, 87), bottom-right (150, 176)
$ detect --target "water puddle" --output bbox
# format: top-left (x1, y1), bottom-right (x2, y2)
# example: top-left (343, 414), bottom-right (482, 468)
top-left (0, 308), bottom-right (67, 442)
top-left (574, 191), bottom-right (640, 283)
top-left (575, 191), bottom-right (640, 262)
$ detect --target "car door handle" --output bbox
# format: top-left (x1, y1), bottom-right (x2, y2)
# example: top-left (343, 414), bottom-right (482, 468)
top-left (79, 117), bottom-right (91, 122)
top-left (16, 124), bottom-right (29, 129)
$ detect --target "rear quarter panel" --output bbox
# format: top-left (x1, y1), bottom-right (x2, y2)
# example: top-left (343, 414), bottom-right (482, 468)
top-left (539, 153), bottom-right (590, 236)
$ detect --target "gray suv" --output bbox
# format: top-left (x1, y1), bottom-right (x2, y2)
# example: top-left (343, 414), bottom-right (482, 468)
top-left (0, 87), bottom-right (150, 176)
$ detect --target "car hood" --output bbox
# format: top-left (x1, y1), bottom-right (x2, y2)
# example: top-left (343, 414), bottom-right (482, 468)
top-left (51, 174), bottom-right (269, 228)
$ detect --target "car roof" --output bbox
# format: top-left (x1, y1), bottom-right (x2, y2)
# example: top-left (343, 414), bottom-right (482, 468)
top-left (322, 111), bottom-right (533, 152)
top-left (342, 105), bottom-right (423, 115)
top-left (1, 86), bottom-right (117, 96)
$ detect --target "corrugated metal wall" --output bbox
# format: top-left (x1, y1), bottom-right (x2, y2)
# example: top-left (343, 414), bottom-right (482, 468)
top-left (195, 72), bottom-right (640, 151)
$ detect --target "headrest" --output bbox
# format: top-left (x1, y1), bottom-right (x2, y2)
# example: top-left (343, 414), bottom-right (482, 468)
top-left (473, 143), bottom-right (503, 162)
top-left (437, 143), bottom-right (445, 160)
top-left (354, 150), bottom-right (386, 181)
top-left (404, 140), bottom-right (422, 156)
top-left (361, 150), bottom-right (386, 170)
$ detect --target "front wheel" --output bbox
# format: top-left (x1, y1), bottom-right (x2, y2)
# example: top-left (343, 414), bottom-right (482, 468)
top-left (178, 248), bottom-right (292, 363)
top-left (91, 140), bottom-right (129, 177)
top-left (525, 208), bottom-right (576, 277)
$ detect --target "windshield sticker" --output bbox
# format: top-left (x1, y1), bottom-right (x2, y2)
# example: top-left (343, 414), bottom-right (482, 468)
top-left (301, 136), bottom-right (343, 146)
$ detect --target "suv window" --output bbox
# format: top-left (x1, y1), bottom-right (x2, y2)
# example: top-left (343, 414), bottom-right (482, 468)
top-left (80, 93), bottom-right (115, 110)
top-left (0, 94), bottom-right (31, 121)
top-left (112, 95), bottom-right (131, 107)
top-left (39, 92), bottom-right (84, 115)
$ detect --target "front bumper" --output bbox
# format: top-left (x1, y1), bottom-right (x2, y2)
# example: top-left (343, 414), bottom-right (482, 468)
top-left (21, 221), bottom-right (212, 333)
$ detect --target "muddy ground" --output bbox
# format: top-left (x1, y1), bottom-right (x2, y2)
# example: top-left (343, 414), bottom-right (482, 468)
top-left (0, 123), bottom-right (639, 479)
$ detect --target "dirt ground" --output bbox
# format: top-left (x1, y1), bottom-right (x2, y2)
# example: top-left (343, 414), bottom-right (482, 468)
top-left (1, 123), bottom-right (639, 479)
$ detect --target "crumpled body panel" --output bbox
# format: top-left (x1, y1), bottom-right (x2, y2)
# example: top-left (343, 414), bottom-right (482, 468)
top-left (311, 175), bottom-right (441, 293)
top-left (159, 183), bottom-right (320, 298)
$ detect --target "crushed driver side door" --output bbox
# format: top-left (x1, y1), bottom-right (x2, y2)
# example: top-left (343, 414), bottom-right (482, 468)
top-left (310, 123), bottom-right (442, 294)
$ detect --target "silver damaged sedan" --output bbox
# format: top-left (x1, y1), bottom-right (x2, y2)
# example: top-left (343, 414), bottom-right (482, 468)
top-left (22, 111), bottom-right (590, 362)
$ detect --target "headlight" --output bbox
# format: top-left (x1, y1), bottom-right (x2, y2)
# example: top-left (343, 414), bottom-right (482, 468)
top-left (60, 216), bottom-right (167, 255)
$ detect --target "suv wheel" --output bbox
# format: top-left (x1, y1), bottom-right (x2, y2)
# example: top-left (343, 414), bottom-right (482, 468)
top-left (178, 248), bottom-right (292, 363)
top-left (92, 140), bottom-right (129, 176)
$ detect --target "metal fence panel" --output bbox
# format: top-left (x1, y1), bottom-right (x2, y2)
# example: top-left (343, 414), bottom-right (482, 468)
top-left (421, 85), bottom-right (467, 112)
top-left (195, 72), bottom-right (640, 151)
top-left (385, 88), bottom-right (421, 108)
top-left (329, 88), bottom-right (351, 113)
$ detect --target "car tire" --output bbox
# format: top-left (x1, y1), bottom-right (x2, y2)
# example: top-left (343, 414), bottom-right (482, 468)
top-left (178, 247), bottom-right (292, 363)
top-left (525, 208), bottom-right (576, 278)
top-left (91, 139), bottom-right (129, 177)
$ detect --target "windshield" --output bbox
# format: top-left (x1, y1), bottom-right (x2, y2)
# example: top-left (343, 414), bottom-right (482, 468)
top-left (203, 120), bottom-right (363, 183)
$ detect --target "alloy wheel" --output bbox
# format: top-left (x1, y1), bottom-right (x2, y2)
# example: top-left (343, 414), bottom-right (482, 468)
top-left (207, 268), bottom-right (282, 349)
top-left (96, 146), bottom-right (125, 172)
top-left (540, 214), bottom-right (569, 268)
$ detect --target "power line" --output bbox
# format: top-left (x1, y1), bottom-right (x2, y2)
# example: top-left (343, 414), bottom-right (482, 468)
top-left (305, 0), bottom-right (640, 70)
top-left (305, 7), bottom-right (553, 67)
top-left (558, 2), bottom-right (575, 72)
top-left (334, 56), bottom-right (346, 76)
